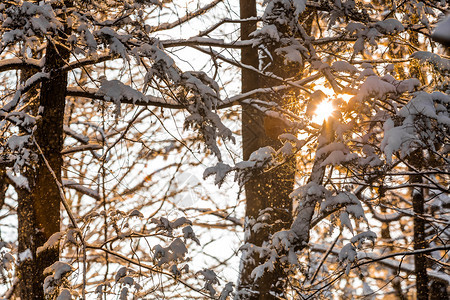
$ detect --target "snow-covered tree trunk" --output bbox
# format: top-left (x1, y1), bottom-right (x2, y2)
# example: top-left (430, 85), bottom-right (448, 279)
top-left (238, 1), bottom-right (302, 298)
top-left (17, 4), bottom-right (70, 297)
top-left (238, 1), bottom-right (270, 297)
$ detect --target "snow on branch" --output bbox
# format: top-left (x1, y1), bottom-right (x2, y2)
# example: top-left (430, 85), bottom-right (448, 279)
top-left (0, 1), bottom-right (62, 46)
top-left (0, 57), bottom-right (42, 72)
top-left (66, 86), bottom-right (180, 109)
top-left (411, 51), bottom-right (450, 74)
top-left (0, 72), bottom-right (49, 114)
top-left (204, 134), bottom-right (306, 188)
top-left (61, 144), bottom-right (103, 155)
top-left (137, 42), bottom-right (235, 159)
top-left (162, 37), bottom-right (254, 49)
top-left (381, 91), bottom-right (450, 163)
top-left (62, 180), bottom-right (100, 200)
top-left (6, 170), bottom-right (30, 191)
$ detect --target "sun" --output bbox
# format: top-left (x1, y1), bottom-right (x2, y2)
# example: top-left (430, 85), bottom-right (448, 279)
top-left (312, 100), bottom-right (335, 125)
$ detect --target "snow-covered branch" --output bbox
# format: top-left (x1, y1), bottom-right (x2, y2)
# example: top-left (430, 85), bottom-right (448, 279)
top-left (0, 57), bottom-right (42, 72)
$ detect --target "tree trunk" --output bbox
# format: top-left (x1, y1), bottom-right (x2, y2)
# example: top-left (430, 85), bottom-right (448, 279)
top-left (429, 280), bottom-right (449, 300)
top-left (380, 207), bottom-right (407, 300)
top-left (17, 16), bottom-right (70, 299)
top-left (237, 1), bottom-right (295, 298)
top-left (408, 18), bottom-right (429, 297)
top-left (409, 152), bottom-right (429, 300)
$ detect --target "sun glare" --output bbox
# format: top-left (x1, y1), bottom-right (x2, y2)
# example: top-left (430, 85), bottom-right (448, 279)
top-left (340, 93), bottom-right (353, 102)
top-left (312, 100), bottom-right (335, 125)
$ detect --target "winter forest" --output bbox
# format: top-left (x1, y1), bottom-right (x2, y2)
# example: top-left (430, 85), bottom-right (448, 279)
top-left (0, 0), bottom-right (449, 299)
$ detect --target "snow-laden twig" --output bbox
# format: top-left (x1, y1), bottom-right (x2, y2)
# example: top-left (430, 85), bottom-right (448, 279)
top-left (62, 180), bottom-right (100, 200)
top-left (61, 144), bottom-right (102, 155)
top-left (0, 72), bottom-right (49, 114)
top-left (66, 86), bottom-right (180, 108)
top-left (162, 37), bottom-right (254, 49)
top-left (0, 57), bottom-right (42, 72)
top-left (85, 244), bottom-right (216, 299)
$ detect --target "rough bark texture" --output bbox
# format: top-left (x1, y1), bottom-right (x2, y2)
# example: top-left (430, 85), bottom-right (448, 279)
top-left (17, 16), bottom-right (70, 300)
top-left (409, 152), bottom-right (429, 300)
top-left (408, 20), bottom-right (430, 298)
top-left (0, 168), bottom-right (6, 210)
top-left (237, 1), bottom-right (296, 298)
top-left (429, 280), bottom-right (449, 300)
top-left (411, 174), bottom-right (429, 300)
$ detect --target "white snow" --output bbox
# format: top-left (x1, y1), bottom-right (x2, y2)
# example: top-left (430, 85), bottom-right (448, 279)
top-left (375, 19), bottom-right (404, 34)
top-left (95, 27), bottom-right (131, 60)
top-left (339, 243), bottom-right (356, 262)
top-left (153, 238), bottom-right (188, 266)
top-left (396, 78), bottom-right (420, 93)
top-left (432, 15), bottom-right (450, 46)
top-left (339, 211), bottom-right (353, 233)
top-left (276, 45), bottom-right (303, 64)
top-left (411, 51), bottom-right (450, 73)
top-left (219, 282), bottom-right (234, 300)
top-left (350, 230), bottom-right (377, 248)
top-left (360, 68), bottom-right (376, 77)
top-left (62, 179), bottom-right (99, 200)
top-left (331, 61), bottom-right (358, 74)
top-left (251, 24), bottom-right (280, 43)
top-left (399, 92), bottom-right (437, 119)
top-left (45, 261), bottom-right (74, 280)
top-left (37, 232), bottom-right (64, 254)
top-left (6, 171), bottom-right (30, 191)
top-left (19, 249), bottom-right (32, 261)
top-left (56, 289), bottom-right (72, 300)
top-left (2, 253), bottom-right (14, 271)
top-left (129, 209), bottom-right (144, 218)
top-left (381, 118), bottom-right (416, 162)
top-left (115, 267), bottom-right (128, 282)
top-left (249, 146), bottom-right (276, 162)
top-left (357, 76), bottom-right (396, 100)
top-left (98, 78), bottom-right (146, 115)
top-left (346, 22), bottom-right (366, 33)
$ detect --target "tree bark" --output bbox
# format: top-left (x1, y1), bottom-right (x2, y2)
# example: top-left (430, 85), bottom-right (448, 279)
top-left (429, 280), bottom-right (449, 300)
top-left (409, 152), bottom-right (429, 300)
top-left (408, 18), bottom-right (430, 297)
top-left (237, 1), bottom-right (296, 298)
top-left (17, 11), bottom-right (70, 299)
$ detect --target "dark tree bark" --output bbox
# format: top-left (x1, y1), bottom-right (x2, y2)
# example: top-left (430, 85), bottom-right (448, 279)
top-left (409, 152), bottom-right (429, 300)
top-left (408, 19), bottom-right (430, 298)
top-left (17, 6), bottom-right (70, 298)
top-left (237, 1), bottom-right (296, 298)
top-left (429, 280), bottom-right (449, 300)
